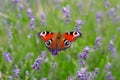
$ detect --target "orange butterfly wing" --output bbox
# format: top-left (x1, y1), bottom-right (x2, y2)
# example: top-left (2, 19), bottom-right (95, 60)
top-left (38, 31), bottom-right (82, 55)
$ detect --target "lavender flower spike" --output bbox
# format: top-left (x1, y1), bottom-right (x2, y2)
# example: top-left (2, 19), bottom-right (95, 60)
top-left (13, 65), bottom-right (21, 78)
top-left (104, 0), bottom-right (111, 8)
top-left (108, 40), bottom-right (117, 57)
top-left (76, 67), bottom-right (88, 80)
top-left (106, 72), bottom-right (114, 80)
top-left (32, 56), bottom-right (42, 70)
top-left (3, 52), bottom-right (13, 63)
top-left (40, 12), bottom-right (46, 26)
top-left (74, 19), bottom-right (83, 32)
top-left (62, 5), bottom-right (71, 24)
top-left (96, 11), bottom-right (103, 23)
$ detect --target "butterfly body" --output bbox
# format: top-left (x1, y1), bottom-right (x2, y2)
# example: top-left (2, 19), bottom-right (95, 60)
top-left (38, 31), bottom-right (82, 55)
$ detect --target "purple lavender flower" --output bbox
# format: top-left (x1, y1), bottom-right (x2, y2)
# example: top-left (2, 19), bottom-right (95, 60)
top-left (32, 56), bottom-right (42, 70)
top-left (26, 8), bottom-right (35, 20)
top-left (76, 68), bottom-right (88, 80)
top-left (78, 46), bottom-right (90, 66)
top-left (104, 62), bottom-right (112, 72)
top-left (8, 29), bottom-right (12, 42)
top-left (40, 51), bottom-right (46, 59)
top-left (32, 51), bottom-right (46, 70)
top-left (67, 76), bottom-right (74, 80)
top-left (74, 20), bottom-right (83, 32)
top-left (104, 0), bottom-right (111, 8)
top-left (107, 8), bottom-right (116, 20)
top-left (96, 11), bottom-right (103, 22)
top-left (29, 18), bottom-right (36, 30)
top-left (90, 1), bottom-right (95, 12)
top-left (95, 36), bottom-right (102, 46)
top-left (78, 59), bottom-right (86, 66)
top-left (40, 12), bottom-right (46, 26)
top-left (108, 40), bottom-right (117, 57)
top-left (94, 68), bottom-right (99, 74)
top-left (62, 5), bottom-right (71, 24)
top-left (12, 0), bottom-right (21, 3)
top-left (17, 13), bottom-right (22, 19)
top-left (41, 78), bottom-right (47, 80)
top-left (13, 65), bottom-right (21, 78)
top-left (90, 68), bottom-right (99, 79)
top-left (18, 4), bottom-right (24, 10)
top-left (3, 52), bottom-right (13, 63)
top-left (106, 72), bottom-right (114, 80)
top-left (94, 36), bottom-right (102, 50)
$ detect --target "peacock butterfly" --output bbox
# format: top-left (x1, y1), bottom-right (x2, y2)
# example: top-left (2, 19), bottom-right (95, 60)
top-left (38, 31), bottom-right (82, 55)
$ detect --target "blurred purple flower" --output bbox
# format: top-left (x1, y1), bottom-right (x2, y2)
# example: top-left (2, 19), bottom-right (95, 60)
top-left (62, 5), bottom-right (71, 24)
top-left (12, 0), bottom-right (21, 3)
top-left (32, 56), bottom-right (42, 70)
top-left (78, 59), bottom-right (86, 66)
top-left (74, 20), bottom-right (83, 32)
top-left (78, 46), bottom-right (90, 66)
top-left (95, 36), bottom-right (102, 46)
top-left (40, 51), bottom-right (46, 59)
top-left (8, 29), bottom-right (12, 42)
top-left (106, 72), bottom-right (114, 80)
top-left (29, 18), bottom-right (36, 30)
top-left (32, 51), bottom-right (46, 70)
top-left (107, 8), bottom-right (116, 20)
top-left (94, 68), bottom-right (99, 74)
top-left (90, 1), bottom-right (95, 12)
top-left (67, 76), bottom-right (74, 80)
top-left (17, 13), bottom-right (22, 19)
top-left (3, 52), bottom-right (13, 63)
top-left (77, 2), bottom-right (84, 12)
top-left (90, 68), bottom-right (99, 79)
top-left (26, 53), bottom-right (31, 60)
top-left (96, 11), bottom-right (103, 22)
top-left (13, 65), bottom-right (21, 78)
top-left (104, 0), bottom-right (111, 8)
top-left (104, 62), bottom-right (112, 72)
top-left (76, 68), bottom-right (88, 80)
top-left (18, 4), bottom-right (24, 10)
top-left (94, 36), bottom-right (102, 50)
top-left (108, 40), bottom-right (117, 57)
top-left (41, 78), bottom-right (47, 80)
top-left (40, 12), bottom-right (46, 26)
top-left (26, 8), bottom-right (35, 20)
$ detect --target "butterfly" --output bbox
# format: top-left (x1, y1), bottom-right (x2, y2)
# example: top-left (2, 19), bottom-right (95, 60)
top-left (38, 31), bottom-right (82, 55)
